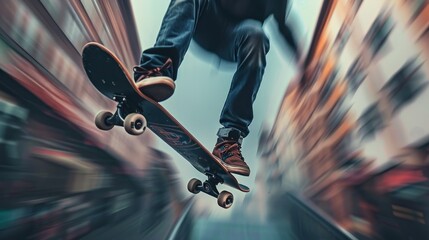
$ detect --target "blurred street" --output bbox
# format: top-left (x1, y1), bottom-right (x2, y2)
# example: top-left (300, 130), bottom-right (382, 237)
top-left (82, 199), bottom-right (296, 240)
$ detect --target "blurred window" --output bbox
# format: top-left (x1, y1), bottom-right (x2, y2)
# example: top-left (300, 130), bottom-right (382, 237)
top-left (334, 132), bottom-right (355, 160)
top-left (381, 57), bottom-right (428, 112)
top-left (0, 100), bottom-right (28, 172)
top-left (346, 56), bottom-right (367, 93)
top-left (327, 93), bottom-right (347, 122)
top-left (319, 80), bottom-right (334, 107)
top-left (326, 105), bottom-right (349, 137)
top-left (358, 102), bottom-right (385, 140)
top-left (334, 24), bottom-right (351, 54)
top-left (364, 13), bottom-right (394, 58)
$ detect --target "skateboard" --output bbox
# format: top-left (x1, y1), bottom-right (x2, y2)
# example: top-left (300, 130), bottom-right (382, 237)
top-left (82, 42), bottom-right (249, 209)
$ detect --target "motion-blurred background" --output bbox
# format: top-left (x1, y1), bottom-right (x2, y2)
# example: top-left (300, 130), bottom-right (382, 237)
top-left (1, 0), bottom-right (429, 239)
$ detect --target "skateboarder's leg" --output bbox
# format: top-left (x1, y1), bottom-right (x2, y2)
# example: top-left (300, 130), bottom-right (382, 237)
top-left (209, 19), bottom-right (270, 176)
top-left (219, 19), bottom-right (270, 137)
top-left (134, 0), bottom-right (209, 101)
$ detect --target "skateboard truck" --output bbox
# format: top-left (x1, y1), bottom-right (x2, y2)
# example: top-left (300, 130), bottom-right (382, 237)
top-left (94, 95), bottom-right (148, 136)
top-left (187, 172), bottom-right (234, 209)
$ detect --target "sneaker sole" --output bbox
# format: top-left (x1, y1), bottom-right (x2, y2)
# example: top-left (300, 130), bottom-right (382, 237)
top-left (136, 77), bottom-right (175, 102)
top-left (223, 163), bottom-right (250, 176)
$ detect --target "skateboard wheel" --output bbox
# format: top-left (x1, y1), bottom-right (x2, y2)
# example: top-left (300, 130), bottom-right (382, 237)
top-left (217, 191), bottom-right (233, 209)
top-left (124, 113), bottom-right (147, 135)
top-left (95, 111), bottom-right (114, 131)
top-left (187, 178), bottom-right (202, 194)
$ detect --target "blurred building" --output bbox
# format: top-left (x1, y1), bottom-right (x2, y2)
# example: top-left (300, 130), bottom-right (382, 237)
top-left (0, 0), bottom-right (149, 163)
top-left (0, 0), bottom-right (186, 239)
top-left (256, 0), bottom-right (429, 239)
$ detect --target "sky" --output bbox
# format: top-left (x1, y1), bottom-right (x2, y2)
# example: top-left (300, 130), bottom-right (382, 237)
top-left (131, 0), bottom-right (323, 212)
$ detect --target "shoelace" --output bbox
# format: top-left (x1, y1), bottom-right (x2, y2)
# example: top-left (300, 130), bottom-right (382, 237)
top-left (223, 143), bottom-right (244, 160)
top-left (133, 58), bottom-right (172, 80)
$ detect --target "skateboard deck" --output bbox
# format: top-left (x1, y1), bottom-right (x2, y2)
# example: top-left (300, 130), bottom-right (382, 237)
top-left (82, 42), bottom-right (249, 208)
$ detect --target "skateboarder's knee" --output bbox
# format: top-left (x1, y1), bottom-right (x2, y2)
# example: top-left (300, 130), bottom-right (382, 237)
top-left (239, 20), bottom-right (269, 45)
top-left (234, 22), bottom-right (269, 68)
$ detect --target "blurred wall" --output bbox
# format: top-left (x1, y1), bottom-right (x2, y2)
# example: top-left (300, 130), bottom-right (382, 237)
top-left (0, 0), bottom-right (153, 164)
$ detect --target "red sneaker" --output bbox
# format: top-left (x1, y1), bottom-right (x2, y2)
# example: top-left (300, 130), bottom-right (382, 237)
top-left (213, 139), bottom-right (250, 176)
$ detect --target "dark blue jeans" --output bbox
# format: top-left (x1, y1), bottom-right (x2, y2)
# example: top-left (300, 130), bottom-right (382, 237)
top-left (137, 0), bottom-right (270, 137)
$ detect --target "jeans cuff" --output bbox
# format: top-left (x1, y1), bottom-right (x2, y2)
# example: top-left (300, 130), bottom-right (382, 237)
top-left (216, 127), bottom-right (244, 144)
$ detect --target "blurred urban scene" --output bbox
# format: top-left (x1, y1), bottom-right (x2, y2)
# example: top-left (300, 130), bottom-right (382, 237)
top-left (0, 0), bottom-right (428, 240)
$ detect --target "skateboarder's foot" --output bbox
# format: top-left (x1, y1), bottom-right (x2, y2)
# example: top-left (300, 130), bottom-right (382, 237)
top-left (134, 59), bottom-right (175, 102)
top-left (213, 130), bottom-right (250, 176)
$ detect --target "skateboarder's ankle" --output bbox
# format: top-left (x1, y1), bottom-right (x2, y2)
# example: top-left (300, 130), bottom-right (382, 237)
top-left (216, 128), bottom-right (243, 145)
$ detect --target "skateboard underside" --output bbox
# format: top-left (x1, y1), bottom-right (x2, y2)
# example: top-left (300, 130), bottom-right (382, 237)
top-left (82, 42), bottom-right (249, 208)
